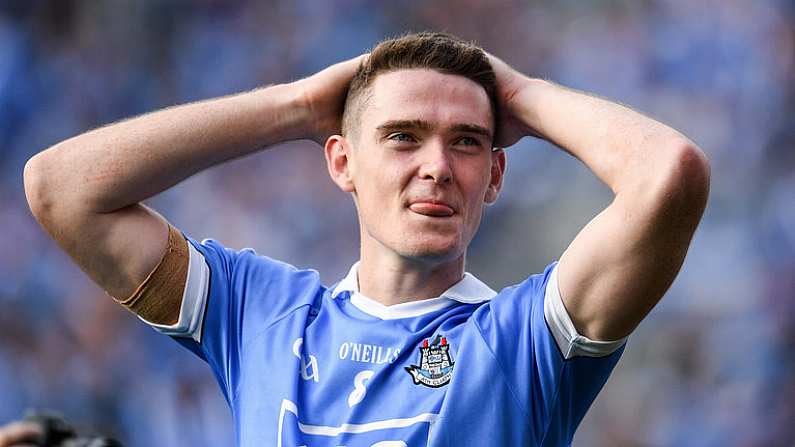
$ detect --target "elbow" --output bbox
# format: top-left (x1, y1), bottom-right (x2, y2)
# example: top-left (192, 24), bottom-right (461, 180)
top-left (23, 152), bottom-right (54, 223)
top-left (23, 149), bottom-right (78, 229)
top-left (646, 140), bottom-right (711, 223)
top-left (25, 144), bottom-right (115, 226)
top-left (667, 140), bottom-right (710, 208)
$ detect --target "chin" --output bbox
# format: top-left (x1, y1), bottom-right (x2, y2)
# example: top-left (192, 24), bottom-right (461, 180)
top-left (397, 237), bottom-right (463, 263)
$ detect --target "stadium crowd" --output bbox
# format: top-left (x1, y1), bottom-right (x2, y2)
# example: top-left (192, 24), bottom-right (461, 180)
top-left (0, 1), bottom-right (793, 445)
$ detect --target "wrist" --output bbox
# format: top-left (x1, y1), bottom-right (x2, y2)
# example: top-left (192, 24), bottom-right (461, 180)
top-left (248, 82), bottom-right (316, 144)
top-left (290, 77), bottom-right (340, 145)
top-left (508, 77), bottom-right (550, 139)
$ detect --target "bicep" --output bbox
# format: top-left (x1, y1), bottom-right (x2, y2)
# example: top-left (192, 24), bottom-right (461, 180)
top-left (25, 153), bottom-right (184, 325)
top-left (42, 202), bottom-right (172, 303)
top-left (557, 154), bottom-right (709, 340)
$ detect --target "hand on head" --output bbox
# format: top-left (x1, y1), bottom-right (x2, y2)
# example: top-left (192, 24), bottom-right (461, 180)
top-left (297, 49), bottom-right (535, 150)
top-left (298, 54), bottom-right (369, 145)
top-left (485, 52), bottom-right (536, 148)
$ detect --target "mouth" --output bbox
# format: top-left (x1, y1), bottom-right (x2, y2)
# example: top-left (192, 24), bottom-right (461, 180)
top-left (408, 201), bottom-right (456, 217)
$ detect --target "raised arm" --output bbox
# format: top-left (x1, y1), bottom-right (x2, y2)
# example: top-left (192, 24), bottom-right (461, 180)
top-left (23, 56), bottom-right (363, 324)
top-left (490, 55), bottom-right (710, 341)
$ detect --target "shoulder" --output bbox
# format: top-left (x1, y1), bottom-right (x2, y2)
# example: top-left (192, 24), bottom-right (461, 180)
top-left (488, 263), bottom-right (555, 310)
top-left (188, 236), bottom-right (321, 285)
top-left (185, 235), bottom-right (326, 326)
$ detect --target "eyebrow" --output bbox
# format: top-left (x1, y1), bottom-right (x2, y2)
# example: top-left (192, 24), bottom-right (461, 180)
top-left (450, 123), bottom-right (493, 139)
top-left (376, 120), bottom-right (493, 139)
top-left (376, 119), bottom-right (432, 133)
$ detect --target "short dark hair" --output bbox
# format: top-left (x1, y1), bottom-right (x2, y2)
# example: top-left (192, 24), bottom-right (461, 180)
top-left (342, 32), bottom-right (497, 139)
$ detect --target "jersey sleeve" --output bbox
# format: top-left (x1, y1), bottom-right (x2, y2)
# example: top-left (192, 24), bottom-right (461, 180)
top-left (473, 262), bottom-right (626, 445)
top-left (141, 234), bottom-right (323, 404)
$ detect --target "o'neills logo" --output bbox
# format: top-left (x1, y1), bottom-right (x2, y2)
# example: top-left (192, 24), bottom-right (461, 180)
top-left (404, 335), bottom-right (454, 388)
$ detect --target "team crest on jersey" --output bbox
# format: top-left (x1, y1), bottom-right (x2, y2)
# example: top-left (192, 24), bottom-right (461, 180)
top-left (405, 335), bottom-right (454, 388)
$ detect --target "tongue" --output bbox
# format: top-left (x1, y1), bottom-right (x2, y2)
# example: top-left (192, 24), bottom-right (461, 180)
top-left (410, 202), bottom-right (454, 217)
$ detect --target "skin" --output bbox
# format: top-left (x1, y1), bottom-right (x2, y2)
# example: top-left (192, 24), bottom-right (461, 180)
top-left (23, 55), bottom-right (366, 325)
top-left (11, 54), bottom-right (710, 444)
top-left (487, 54), bottom-right (710, 340)
top-left (325, 69), bottom-right (505, 303)
top-left (23, 45), bottom-right (709, 350)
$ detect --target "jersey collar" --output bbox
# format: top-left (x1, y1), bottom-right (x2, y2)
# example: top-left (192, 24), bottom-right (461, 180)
top-left (330, 262), bottom-right (497, 320)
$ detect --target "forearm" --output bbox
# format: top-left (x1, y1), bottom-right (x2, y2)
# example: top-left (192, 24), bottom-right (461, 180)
top-left (487, 56), bottom-right (709, 341)
top-left (511, 79), bottom-right (697, 195)
top-left (22, 56), bottom-right (359, 302)
top-left (519, 79), bottom-right (708, 340)
top-left (25, 83), bottom-right (309, 215)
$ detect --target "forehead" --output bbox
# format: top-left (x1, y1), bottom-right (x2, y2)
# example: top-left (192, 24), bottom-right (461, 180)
top-left (363, 69), bottom-right (493, 132)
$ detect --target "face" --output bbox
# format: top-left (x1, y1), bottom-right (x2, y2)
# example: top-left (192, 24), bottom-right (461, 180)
top-left (327, 69), bottom-right (505, 265)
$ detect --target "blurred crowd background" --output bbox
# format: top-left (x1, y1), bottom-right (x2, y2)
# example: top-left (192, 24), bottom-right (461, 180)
top-left (1, 0), bottom-right (793, 445)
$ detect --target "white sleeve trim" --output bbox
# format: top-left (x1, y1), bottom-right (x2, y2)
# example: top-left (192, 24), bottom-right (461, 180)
top-left (139, 239), bottom-right (210, 343)
top-left (543, 263), bottom-right (627, 360)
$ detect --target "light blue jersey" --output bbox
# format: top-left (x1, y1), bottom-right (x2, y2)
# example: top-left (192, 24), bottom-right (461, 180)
top-left (144, 234), bottom-right (626, 446)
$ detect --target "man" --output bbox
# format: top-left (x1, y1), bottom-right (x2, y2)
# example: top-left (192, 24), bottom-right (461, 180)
top-left (22, 32), bottom-right (709, 446)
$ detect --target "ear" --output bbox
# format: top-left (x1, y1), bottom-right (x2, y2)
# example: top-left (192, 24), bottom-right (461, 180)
top-left (484, 149), bottom-right (506, 204)
top-left (324, 135), bottom-right (355, 193)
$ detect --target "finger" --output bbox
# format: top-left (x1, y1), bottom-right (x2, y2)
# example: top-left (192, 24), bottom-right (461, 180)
top-left (0, 421), bottom-right (43, 446)
top-left (346, 53), bottom-right (369, 67)
top-left (325, 53), bottom-right (369, 77)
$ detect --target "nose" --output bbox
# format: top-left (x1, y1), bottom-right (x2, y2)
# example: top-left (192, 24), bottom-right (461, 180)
top-left (418, 143), bottom-right (453, 185)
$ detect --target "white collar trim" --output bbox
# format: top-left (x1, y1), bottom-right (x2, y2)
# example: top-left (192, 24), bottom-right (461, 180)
top-left (330, 262), bottom-right (497, 320)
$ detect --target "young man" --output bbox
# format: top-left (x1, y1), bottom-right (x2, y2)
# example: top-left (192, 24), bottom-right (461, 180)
top-left (22, 33), bottom-right (709, 446)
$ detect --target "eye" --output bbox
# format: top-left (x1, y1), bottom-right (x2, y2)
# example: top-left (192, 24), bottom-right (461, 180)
top-left (457, 136), bottom-right (480, 146)
top-left (453, 136), bottom-right (484, 153)
top-left (388, 132), bottom-right (416, 143)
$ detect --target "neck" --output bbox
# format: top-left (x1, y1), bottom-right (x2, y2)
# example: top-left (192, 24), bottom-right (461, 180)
top-left (357, 244), bottom-right (466, 306)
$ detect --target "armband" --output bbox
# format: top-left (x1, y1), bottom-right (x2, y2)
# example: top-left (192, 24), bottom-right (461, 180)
top-left (114, 224), bottom-right (188, 326)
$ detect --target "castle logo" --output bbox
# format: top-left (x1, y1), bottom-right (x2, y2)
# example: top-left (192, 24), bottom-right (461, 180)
top-left (404, 335), bottom-right (454, 388)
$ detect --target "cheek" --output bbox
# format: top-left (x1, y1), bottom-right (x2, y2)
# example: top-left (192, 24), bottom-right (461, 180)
top-left (354, 158), bottom-right (408, 208)
top-left (458, 167), bottom-right (492, 223)
top-left (458, 160), bottom-right (492, 198)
